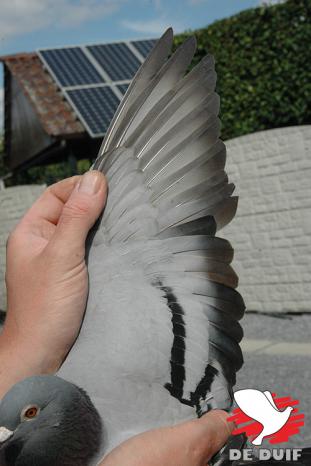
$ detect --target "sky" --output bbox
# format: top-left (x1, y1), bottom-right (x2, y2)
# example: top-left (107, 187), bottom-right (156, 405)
top-left (0, 0), bottom-right (280, 130)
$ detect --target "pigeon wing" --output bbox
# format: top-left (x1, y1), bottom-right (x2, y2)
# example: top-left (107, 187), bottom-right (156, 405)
top-left (86, 29), bottom-right (245, 414)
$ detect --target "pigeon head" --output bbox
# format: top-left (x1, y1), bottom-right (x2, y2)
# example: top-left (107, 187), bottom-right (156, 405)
top-left (0, 375), bottom-right (102, 466)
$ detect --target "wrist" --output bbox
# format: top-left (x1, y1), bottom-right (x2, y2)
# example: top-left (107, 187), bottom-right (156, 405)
top-left (0, 321), bottom-right (60, 399)
top-left (0, 329), bottom-right (31, 398)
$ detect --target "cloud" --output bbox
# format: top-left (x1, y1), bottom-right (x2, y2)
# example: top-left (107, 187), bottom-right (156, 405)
top-left (0, 88), bottom-right (3, 134)
top-left (0, 0), bottom-right (124, 40)
top-left (120, 18), bottom-right (185, 35)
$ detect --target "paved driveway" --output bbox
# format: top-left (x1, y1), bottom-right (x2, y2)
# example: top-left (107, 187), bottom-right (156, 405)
top-left (236, 313), bottom-right (311, 448)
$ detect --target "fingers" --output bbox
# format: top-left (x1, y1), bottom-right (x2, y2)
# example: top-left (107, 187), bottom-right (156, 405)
top-left (175, 409), bottom-right (234, 465)
top-left (48, 171), bottom-right (107, 256)
top-left (196, 410), bottom-right (234, 463)
top-left (22, 176), bottom-right (81, 226)
top-left (101, 410), bottom-right (234, 466)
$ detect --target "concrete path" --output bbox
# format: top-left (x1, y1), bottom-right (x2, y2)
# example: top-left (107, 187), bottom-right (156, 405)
top-left (235, 313), bottom-right (311, 448)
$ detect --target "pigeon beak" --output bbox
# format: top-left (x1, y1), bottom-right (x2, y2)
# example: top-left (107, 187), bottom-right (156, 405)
top-left (0, 427), bottom-right (14, 444)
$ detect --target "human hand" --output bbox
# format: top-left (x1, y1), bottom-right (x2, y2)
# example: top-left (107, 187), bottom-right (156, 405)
top-left (0, 171), bottom-right (107, 395)
top-left (100, 410), bottom-right (233, 466)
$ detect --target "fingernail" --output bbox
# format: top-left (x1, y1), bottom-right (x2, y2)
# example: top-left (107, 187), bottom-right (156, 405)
top-left (78, 171), bottom-right (102, 195)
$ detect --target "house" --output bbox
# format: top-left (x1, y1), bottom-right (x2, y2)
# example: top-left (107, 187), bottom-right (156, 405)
top-left (0, 39), bottom-right (156, 172)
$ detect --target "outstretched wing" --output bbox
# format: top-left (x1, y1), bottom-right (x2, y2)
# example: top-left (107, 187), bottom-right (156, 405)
top-left (89, 28), bottom-right (244, 414)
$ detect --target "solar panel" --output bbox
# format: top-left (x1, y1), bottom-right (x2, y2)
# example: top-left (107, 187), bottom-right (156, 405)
top-left (132, 40), bottom-right (157, 58)
top-left (87, 43), bottom-right (141, 81)
top-left (38, 38), bottom-right (158, 136)
top-left (117, 83), bottom-right (129, 95)
top-left (66, 86), bottom-right (121, 137)
top-left (39, 48), bottom-right (104, 87)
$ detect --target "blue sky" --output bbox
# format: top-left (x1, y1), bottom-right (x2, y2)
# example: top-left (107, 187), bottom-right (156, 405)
top-left (0, 0), bottom-right (269, 129)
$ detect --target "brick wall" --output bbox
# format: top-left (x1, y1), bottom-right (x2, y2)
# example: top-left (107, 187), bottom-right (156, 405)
top-left (222, 125), bottom-right (311, 312)
top-left (0, 185), bottom-right (46, 310)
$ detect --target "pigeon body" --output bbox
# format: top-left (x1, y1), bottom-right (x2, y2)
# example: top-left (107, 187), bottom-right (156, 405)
top-left (0, 28), bottom-right (244, 465)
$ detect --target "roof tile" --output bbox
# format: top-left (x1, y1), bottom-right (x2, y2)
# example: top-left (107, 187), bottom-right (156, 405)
top-left (1, 52), bottom-right (85, 137)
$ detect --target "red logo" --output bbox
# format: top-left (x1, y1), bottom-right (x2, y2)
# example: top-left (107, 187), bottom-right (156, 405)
top-left (228, 390), bottom-right (305, 445)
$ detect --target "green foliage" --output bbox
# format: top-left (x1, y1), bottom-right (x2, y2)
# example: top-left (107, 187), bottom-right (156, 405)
top-left (1, 0), bottom-right (310, 185)
top-left (174, 0), bottom-right (311, 140)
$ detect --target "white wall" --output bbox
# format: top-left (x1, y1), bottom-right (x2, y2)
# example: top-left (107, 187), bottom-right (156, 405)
top-left (0, 126), bottom-right (310, 313)
top-left (0, 185), bottom-right (46, 310)
top-left (222, 125), bottom-right (311, 312)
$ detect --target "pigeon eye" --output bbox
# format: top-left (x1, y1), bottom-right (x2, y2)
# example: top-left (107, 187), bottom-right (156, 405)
top-left (21, 405), bottom-right (39, 421)
top-left (25, 407), bottom-right (37, 418)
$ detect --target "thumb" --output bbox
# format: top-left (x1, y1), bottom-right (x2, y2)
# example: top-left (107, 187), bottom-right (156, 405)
top-left (201, 410), bottom-right (234, 463)
top-left (51, 170), bottom-right (107, 254)
top-left (176, 410), bottom-right (234, 465)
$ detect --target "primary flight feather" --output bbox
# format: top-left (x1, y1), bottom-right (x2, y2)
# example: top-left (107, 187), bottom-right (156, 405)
top-left (0, 28), bottom-right (244, 466)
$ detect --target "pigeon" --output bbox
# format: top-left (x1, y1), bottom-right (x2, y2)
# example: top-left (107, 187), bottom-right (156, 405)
top-left (0, 28), bottom-right (245, 466)
top-left (234, 389), bottom-right (294, 446)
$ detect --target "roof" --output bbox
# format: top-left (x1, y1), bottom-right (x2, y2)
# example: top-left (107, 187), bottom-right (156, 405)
top-left (0, 38), bottom-right (156, 171)
top-left (1, 52), bottom-right (85, 137)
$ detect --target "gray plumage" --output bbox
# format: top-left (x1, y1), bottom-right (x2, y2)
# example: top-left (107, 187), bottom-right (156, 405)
top-left (0, 28), bottom-right (244, 465)
top-left (0, 376), bottom-right (102, 465)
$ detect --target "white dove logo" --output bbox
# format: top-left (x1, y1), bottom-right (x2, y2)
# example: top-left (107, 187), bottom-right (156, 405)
top-left (233, 389), bottom-right (294, 446)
